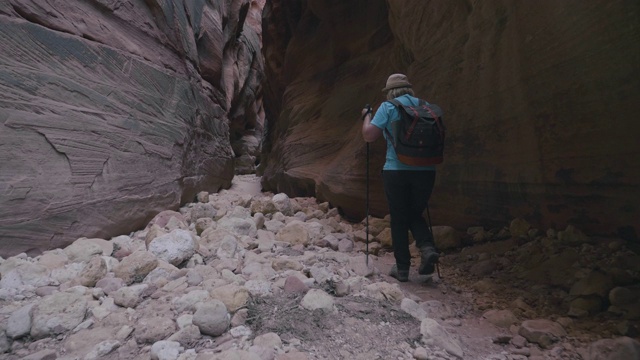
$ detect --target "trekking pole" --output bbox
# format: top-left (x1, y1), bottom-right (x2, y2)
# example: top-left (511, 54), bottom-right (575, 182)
top-left (366, 141), bottom-right (370, 267)
top-left (363, 104), bottom-right (372, 267)
top-left (425, 204), bottom-right (441, 278)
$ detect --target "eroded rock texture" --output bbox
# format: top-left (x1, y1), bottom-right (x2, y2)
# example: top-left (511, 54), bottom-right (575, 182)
top-left (260, 0), bottom-right (639, 239)
top-left (0, 0), bottom-right (265, 257)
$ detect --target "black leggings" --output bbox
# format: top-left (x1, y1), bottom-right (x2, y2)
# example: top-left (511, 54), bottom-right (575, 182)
top-left (382, 170), bottom-right (436, 271)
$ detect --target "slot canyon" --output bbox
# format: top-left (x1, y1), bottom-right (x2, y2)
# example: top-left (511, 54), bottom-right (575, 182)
top-left (0, 1), bottom-right (638, 359)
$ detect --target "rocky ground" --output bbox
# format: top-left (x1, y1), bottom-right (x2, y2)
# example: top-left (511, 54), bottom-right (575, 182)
top-left (0, 175), bottom-right (638, 360)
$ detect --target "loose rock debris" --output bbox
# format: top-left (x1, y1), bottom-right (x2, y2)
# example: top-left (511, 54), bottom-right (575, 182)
top-left (0, 175), bottom-right (638, 360)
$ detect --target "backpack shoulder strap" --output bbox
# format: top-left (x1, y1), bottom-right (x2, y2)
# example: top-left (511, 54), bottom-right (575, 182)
top-left (388, 99), bottom-right (402, 108)
top-left (381, 100), bottom-right (398, 143)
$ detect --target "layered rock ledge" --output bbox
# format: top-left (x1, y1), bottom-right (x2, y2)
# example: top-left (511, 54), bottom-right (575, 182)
top-left (0, 0), bottom-right (266, 257)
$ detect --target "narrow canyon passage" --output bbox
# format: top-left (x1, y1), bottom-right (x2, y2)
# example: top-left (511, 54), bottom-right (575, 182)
top-left (0, 0), bottom-right (638, 359)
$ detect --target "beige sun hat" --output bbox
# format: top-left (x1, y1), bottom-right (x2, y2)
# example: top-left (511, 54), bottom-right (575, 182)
top-left (381, 73), bottom-right (412, 92)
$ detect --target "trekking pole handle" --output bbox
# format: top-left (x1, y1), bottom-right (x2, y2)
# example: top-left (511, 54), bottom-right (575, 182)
top-left (361, 104), bottom-right (372, 120)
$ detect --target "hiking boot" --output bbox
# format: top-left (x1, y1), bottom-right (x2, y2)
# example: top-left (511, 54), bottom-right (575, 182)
top-left (418, 247), bottom-right (439, 275)
top-left (389, 264), bottom-right (409, 282)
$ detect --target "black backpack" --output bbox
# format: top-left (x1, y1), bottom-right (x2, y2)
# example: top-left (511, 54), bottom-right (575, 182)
top-left (385, 98), bottom-right (445, 166)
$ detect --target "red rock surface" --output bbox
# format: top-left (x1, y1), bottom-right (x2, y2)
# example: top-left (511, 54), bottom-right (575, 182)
top-left (260, 1), bottom-right (640, 239)
top-left (0, 0), bottom-right (265, 257)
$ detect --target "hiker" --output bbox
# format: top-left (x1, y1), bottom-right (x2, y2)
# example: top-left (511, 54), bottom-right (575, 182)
top-left (361, 73), bottom-right (440, 282)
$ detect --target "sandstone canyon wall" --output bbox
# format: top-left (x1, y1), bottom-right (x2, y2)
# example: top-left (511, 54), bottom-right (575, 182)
top-left (0, 0), bottom-right (265, 257)
top-left (260, 0), bottom-right (639, 240)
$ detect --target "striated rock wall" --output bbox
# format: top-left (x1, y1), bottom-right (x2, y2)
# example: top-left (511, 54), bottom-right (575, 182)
top-left (0, 0), bottom-right (265, 257)
top-left (260, 0), bottom-right (640, 239)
